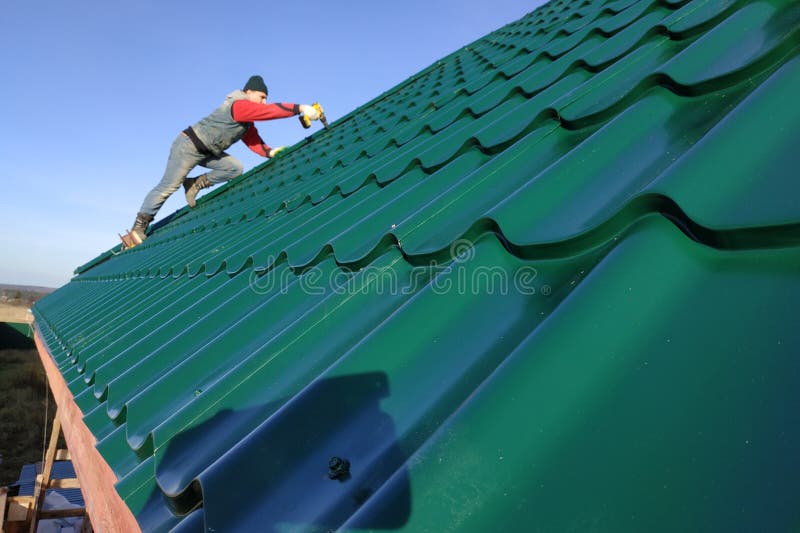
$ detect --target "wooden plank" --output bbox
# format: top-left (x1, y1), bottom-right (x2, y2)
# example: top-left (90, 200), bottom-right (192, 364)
top-left (5, 521), bottom-right (29, 533)
top-left (29, 410), bottom-right (62, 533)
top-left (48, 478), bottom-right (82, 490)
top-left (5, 496), bottom-right (32, 523)
top-left (38, 508), bottom-right (86, 519)
top-left (55, 449), bottom-right (72, 461)
top-left (1, 486), bottom-right (8, 530)
top-left (7, 496), bottom-right (34, 505)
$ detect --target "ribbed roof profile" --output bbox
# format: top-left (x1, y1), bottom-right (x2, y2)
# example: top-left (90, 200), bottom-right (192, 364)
top-left (34, 0), bottom-right (800, 531)
top-left (14, 461), bottom-right (85, 508)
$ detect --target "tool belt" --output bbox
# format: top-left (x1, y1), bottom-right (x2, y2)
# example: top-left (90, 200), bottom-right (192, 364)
top-left (183, 126), bottom-right (212, 156)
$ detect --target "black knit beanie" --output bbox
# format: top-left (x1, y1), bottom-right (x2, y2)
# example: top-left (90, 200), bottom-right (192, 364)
top-left (243, 75), bottom-right (268, 95)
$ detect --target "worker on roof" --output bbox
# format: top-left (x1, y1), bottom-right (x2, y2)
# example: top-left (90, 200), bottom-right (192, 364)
top-left (123, 75), bottom-right (321, 248)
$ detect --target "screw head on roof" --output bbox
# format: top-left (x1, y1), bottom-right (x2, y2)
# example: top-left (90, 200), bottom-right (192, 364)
top-left (328, 456), bottom-right (351, 481)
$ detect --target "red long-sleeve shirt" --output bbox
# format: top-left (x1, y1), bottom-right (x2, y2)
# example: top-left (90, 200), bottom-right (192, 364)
top-left (231, 101), bottom-right (300, 157)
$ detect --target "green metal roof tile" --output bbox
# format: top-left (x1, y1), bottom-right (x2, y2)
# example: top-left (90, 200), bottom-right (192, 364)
top-left (606, 0), bottom-right (647, 13)
top-left (494, 49), bottom-right (541, 78)
top-left (32, 0), bottom-right (800, 529)
top-left (184, 235), bottom-right (607, 532)
top-left (333, 153), bottom-right (495, 260)
top-left (557, 36), bottom-right (677, 125)
top-left (527, 24), bottom-right (635, 84)
top-left (94, 425), bottom-right (143, 481)
top-left (547, 15), bottom-right (612, 57)
top-left (660, 0), bottom-right (737, 36)
top-left (474, 70), bottom-right (590, 147)
top-left (80, 276), bottom-right (233, 395)
top-left (584, 7), bottom-right (673, 67)
top-left (341, 215), bottom-right (800, 532)
top-left (394, 126), bottom-right (577, 254)
top-left (650, 51), bottom-right (800, 229)
top-left (121, 267), bottom-right (345, 451)
top-left (463, 74), bottom-right (525, 117)
top-left (662, 0), bottom-right (800, 90)
top-left (57, 0), bottom-right (792, 286)
top-left (489, 83), bottom-right (753, 244)
top-left (151, 253), bottom-right (423, 488)
top-left (596, 0), bottom-right (661, 32)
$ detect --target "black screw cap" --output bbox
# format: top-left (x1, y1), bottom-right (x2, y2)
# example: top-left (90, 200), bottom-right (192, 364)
top-left (328, 456), bottom-right (351, 480)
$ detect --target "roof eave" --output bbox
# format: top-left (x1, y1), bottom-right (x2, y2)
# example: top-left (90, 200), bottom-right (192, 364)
top-left (33, 325), bottom-right (141, 533)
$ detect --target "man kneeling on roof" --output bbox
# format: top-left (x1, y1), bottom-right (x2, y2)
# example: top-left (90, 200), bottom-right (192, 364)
top-left (123, 75), bottom-right (321, 248)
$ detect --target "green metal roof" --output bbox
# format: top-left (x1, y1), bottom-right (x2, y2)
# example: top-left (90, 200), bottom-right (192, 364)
top-left (34, 0), bottom-right (800, 530)
top-left (2, 321), bottom-right (33, 339)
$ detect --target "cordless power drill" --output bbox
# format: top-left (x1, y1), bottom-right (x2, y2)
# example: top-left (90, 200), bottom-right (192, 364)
top-left (299, 102), bottom-right (328, 129)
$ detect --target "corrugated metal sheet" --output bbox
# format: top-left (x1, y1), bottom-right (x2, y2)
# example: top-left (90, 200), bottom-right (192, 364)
top-left (14, 461), bottom-right (85, 507)
top-left (34, 0), bottom-right (800, 531)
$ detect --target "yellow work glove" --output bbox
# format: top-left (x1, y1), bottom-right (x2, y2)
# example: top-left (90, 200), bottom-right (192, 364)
top-left (268, 146), bottom-right (287, 158)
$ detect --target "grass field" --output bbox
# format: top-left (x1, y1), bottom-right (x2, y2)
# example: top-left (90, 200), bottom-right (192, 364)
top-left (0, 322), bottom-right (51, 486)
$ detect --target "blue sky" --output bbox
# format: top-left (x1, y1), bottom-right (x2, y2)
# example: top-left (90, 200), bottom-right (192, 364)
top-left (0, 0), bottom-right (543, 288)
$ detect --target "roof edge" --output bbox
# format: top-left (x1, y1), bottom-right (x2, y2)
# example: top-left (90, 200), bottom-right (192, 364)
top-left (33, 325), bottom-right (141, 533)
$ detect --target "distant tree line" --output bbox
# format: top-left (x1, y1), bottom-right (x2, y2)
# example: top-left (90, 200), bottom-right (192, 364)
top-left (0, 288), bottom-right (51, 307)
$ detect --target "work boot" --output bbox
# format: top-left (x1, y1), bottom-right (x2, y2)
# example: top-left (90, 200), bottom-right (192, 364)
top-left (121, 212), bottom-right (154, 249)
top-left (183, 174), bottom-right (212, 208)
